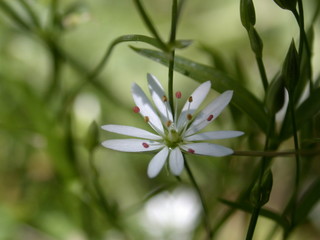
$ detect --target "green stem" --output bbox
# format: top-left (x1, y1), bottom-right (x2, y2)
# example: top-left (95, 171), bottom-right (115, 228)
top-left (168, 0), bottom-right (178, 115)
top-left (288, 90), bottom-right (301, 218)
top-left (132, 0), bottom-right (167, 51)
top-left (45, 42), bottom-right (62, 101)
top-left (245, 116), bottom-right (274, 240)
top-left (49, 0), bottom-right (59, 28)
top-left (256, 56), bottom-right (268, 92)
top-left (293, 4), bottom-right (313, 92)
top-left (246, 207), bottom-right (261, 240)
top-left (184, 157), bottom-right (212, 239)
top-left (233, 148), bottom-right (320, 157)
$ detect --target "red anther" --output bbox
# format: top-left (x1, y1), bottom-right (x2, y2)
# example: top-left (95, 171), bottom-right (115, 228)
top-left (142, 142), bottom-right (149, 148)
top-left (133, 106), bottom-right (140, 113)
top-left (188, 148), bottom-right (195, 154)
top-left (207, 114), bottom-right (214, 121)
top-left (188, 96), bottom-right (193, 102)
top-left (175, 91), bottom-right (182, 99)
top-left (162, 95), bottom-right (168, 102)
top-left (187, 114), bottom-right (193, 120)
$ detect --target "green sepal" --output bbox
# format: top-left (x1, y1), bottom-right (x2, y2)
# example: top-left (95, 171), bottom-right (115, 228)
top-left (248, 25), bottom-right (263, 58)
top-left (282, 40), bottom-right (300, 92)
top-left (250, 170), bottom-right (273, 207)
top-left (265, 75), bottom-right (286, 115)
top-left (240, 0), bottom-right (256, 30)
top-left (273, 0), bottom-right (297, 12)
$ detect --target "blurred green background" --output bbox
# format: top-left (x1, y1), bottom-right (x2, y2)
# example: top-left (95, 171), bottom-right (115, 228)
top-left (0, 0), bottom-right (319, 239)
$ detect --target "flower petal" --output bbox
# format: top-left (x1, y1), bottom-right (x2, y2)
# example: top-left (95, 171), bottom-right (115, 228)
top-left (177, 81), bottom-right (211, 130)
top-left (147, 73), bottom-right (173, 123)
top-left (181, 143), bottom-right (233, 157)
top-left (169, 147), bottom-right (184, 176)
top-left (147, 147), bottom-right (169, 178)
top-left (101, 124), bottom-right (162, 140)
top-left (184, 131), bottom-right (244, 141)
top-left (102, 139), bottom-right (163, 152)
top-left (185, 90), bottom-right (233, 136)
top-left (131, 83), bottom-right (164, 134)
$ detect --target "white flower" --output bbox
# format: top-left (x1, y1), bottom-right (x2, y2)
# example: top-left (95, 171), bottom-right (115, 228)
top-left (101, 74), bottom-right (243, 178)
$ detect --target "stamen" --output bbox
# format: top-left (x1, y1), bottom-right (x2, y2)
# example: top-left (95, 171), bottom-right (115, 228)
top-left (162, 95), bottom-right (168, 102)
top-left (188, 148), bottom-right (195, 154)
top-left (207, 114), bottom-right (214, 121)
top-left (187, 114), bottom-right (193, 120)
top-left (188, 96), bottom-right (193, 102)
top-left (142, 142), bottom-right (149, 148)
top-left (174, 91), bottom-right (182, 125)
top-left (166, 120), bottom-right (172, 127)
top-left (144, 116), bottom-right (149, 123)
top-left (133, 106), bottom-right (140, 113)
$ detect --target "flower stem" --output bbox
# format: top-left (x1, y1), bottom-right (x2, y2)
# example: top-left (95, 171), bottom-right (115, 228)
top-left (168, 0), bottom-right (178, 115)
top-left (288, 90), bottom-right (301, 222)
top-left (245, 116), bottom-right (274, 240)
top-left (256, 56), bottom-right (268, 92)
top-left (132, 0), bottom-right (167, 51)
top-left (184, 156), bottom-right (212, 239)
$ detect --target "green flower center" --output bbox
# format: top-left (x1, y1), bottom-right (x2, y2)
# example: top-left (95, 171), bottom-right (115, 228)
top-left (164, 129), bottom-right (182, 148)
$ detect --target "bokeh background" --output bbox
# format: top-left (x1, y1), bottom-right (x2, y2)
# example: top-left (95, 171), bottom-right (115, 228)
top-left (0, 0), bottom-right (319, 239)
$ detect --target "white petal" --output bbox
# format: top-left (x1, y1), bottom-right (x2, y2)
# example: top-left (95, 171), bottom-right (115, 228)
top-left (147, 73), bottom-right (173, 123)
top-left (101, 124), bottom-right (162, 140)
top-left (184, 131), bottom-right (244, 141)
top-left (177, 81), bottom-right (211, 130)
top-left (181, 143), bottom-right (233, 157)
top-left (101, 139), bottom-right (163, 152)
top-left (169, 147), bottom-right (184, 175)
top-left (185, 90), bottom-right (233, 136)
top-left (131, 83), bottom-right (164, 134)
top-left (147, 147), bottom-right (169, 178)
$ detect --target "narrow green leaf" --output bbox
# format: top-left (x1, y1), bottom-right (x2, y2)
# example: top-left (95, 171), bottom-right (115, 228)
top-left (219, 198), bottom-right (290, 229)
top-left (280, 87), bottom-right (320, 140)
top-left (0, 1), bottom-right (31, 31)
top-left (131, 47), bottom-right (268, 131)
top-left (89, 35), bottom-right (191, 79)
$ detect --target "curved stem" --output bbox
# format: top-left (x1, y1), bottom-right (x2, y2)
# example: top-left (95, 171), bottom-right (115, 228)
top-left (184, 156), bottom-right (212, 239)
